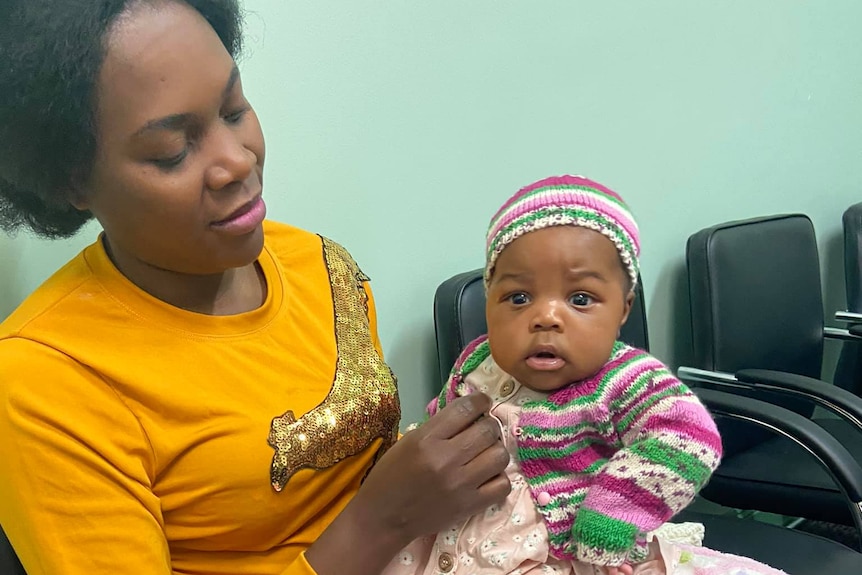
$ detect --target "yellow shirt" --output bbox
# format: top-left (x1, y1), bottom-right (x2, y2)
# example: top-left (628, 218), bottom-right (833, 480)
top-left (0, 221), bottom-right (400, 575)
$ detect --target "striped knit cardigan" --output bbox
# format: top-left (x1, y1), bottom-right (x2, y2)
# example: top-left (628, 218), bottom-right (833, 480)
top-left (427, 336), bottom-right (722, 567)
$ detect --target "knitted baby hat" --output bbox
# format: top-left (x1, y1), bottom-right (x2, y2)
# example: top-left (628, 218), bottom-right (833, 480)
top-left (485, 174), bottom-right (640, 289)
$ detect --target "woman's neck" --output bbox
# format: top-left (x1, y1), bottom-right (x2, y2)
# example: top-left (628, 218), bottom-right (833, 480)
top-left (102, 237), bottom-right (266, 316)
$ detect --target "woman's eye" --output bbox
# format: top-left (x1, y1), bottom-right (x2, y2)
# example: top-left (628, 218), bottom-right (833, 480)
top-left (151, 148), bottom-right (188, 171)
top-left (570, 293), bottom-right (593, 306)
top-left (508, 293), bottom-right (530, 305)
top-left (224, 107), bottom-right (249, 124)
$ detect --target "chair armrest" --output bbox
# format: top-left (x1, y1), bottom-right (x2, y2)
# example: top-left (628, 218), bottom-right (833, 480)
top-left (678, 366), bottom-right (862, 431)
top-left (695, 387), bottom-right (862, 545)
top-left (737, 368), bottom-right (862, 429)
top-left (824, 326), bottom-right (862, 342)
top-left (835, 311), bottom-right (862, 324)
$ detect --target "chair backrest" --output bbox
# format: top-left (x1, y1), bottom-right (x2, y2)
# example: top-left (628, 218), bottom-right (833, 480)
top-left (687, 214), bottom-right (824, 380)
top-left (0, 527), bottom-right (25, 574)
top-left (834, 203), bottom-right (862, 395)
top-left (433, 268), bottom-right (649, 383)
top-left (843, 202), bottom-right (862, 313)
top-left (686, 214), bottom-right (822, 453)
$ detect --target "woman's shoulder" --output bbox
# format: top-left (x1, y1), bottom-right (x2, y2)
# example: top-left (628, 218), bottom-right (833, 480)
top-left (263, 220), bottom-right (346, 255)
top-left (262, 219), bottom-right (316, 244)
top-left (0, 246), bottom-right (96, 340)
top-left (262, 220), bottom-right (366, 278)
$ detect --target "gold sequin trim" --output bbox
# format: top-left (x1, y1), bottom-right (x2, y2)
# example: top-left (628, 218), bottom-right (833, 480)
top-left (268, 237), bottom-right (400, 491)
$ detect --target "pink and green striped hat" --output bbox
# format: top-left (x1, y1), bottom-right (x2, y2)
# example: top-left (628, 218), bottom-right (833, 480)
top-left (485, 175), bottom-right (640, 289)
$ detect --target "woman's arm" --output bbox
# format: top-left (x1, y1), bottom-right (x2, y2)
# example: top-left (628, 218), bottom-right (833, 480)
top-left (0, 340), bottom-right (509, 575)
top-left (0, 338), bottom-right (172, 575)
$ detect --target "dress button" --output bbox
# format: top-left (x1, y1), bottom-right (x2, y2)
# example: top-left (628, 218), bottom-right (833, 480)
top-left (437, 551), bottom-right (455, 572)
top-left (500, 380), bottom-right (515, 397)
top-left (537, 491), bottom-right (552, 506)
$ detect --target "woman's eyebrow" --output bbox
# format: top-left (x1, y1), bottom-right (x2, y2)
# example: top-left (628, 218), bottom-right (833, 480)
top-left (132, 65), bottom-right (240, 138)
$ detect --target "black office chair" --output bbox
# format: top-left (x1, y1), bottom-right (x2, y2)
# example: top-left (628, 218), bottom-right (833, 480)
top-left (433, 268), bottom-right (862, 573)
top-left (0, 527), bottom-right (24, 574)
top-left (834, 202), bottom-right (862, 396)
top-left (680, 214), bottom-right (862, 527)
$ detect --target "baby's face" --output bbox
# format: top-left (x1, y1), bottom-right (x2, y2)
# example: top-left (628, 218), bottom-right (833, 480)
top-left (485, 226), bottom-right (634, 392)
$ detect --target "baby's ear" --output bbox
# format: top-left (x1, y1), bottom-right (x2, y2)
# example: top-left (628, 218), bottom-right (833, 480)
top-left (620, 289), bottom-right (635, 326)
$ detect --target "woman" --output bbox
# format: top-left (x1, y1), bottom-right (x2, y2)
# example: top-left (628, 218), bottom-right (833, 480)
top-left (0, 1), bottom-right (510, 574)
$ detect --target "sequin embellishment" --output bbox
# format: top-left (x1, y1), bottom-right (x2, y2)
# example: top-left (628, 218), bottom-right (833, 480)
top-left (268, 237), bottom-right (400, 491)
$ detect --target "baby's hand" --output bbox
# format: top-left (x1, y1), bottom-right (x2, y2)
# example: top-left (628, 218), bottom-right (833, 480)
top-left (604, 565), bottom-right (634, 575)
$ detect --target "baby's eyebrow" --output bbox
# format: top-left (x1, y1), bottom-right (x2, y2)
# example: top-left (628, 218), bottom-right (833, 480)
top-left (493, 271), bottom-right (532, 283)
top-left (564, 269), bottom-right (608, 283)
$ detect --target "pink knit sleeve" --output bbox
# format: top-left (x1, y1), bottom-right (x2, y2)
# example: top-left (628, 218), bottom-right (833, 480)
top-left (426, 336), bottom-right (490, 418)
top-left (571, 359), bottom-right (722, 567)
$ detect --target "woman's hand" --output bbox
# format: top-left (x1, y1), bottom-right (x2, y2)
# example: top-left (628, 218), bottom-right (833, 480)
top-left (605, 565), bottom-right (634, 575)
top-left (361, 392), bottom-right (511, 538)
top-left (306, 393), bottom-right (510, 575)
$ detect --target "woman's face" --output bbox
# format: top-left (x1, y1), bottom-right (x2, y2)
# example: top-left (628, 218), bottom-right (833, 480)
top-left (76, 1), bottom-right (266, 276)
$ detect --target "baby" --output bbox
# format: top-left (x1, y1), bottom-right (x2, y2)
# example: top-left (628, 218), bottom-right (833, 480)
top-left (387, 175), bottom-right (786, 575)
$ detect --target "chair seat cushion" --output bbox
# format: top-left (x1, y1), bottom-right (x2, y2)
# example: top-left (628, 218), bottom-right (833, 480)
top-left (702, 417), bottom-right (862, 524)
top-left (676, 510), bottom-right (862, 574)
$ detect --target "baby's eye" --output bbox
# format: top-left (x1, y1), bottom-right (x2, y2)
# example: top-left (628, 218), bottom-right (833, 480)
top-left (508, 293), bottom-right (530, 306)
top-left (569, 293), bottom-right (593, 307)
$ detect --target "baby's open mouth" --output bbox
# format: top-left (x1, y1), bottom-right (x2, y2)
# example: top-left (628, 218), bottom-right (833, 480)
top-left (526, 351), bottom-right (564, 370)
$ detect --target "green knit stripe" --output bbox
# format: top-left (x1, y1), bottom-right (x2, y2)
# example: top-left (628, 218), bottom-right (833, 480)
top-left (608, 367), bottom-right (672, 410)
top-left (491, 208), bottom-right (636, 260)
top-left (458, 340), bottom-right (491, 376)
top-left (572, 508), bottom-right (638, 553)
top-left (614, 383), bottom-right (691, 432)
top-left (527, 470), bottom-right (596, 490)
top-left (524, 352), bottom-right (646, 414)
top-left (629, 438), bottom-right (712, 485)
top-left (434, 383), bottom-right (449, 411)
top-left (531, 492), bottom-right (588, 517)
top-left (518, 436), bottom-right (611, 461)
top-left (436, 340), bottom-right (491, 412)
top-left (488, 184), bottom-right (629, 234)
top-left (528, 469), bottom-right (572, 484)
top-left (547, 527), bottom-right (573, 547)
top-left (520, 418), bottom-right (615, 438)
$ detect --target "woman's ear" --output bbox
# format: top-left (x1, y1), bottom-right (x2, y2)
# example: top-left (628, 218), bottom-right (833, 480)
top-left (65, 173), bottom-right (91, 211)
top-left (66, 192), bottom-right (90, 211)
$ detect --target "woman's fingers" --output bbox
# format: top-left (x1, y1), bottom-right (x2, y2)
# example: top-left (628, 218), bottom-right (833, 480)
top-left (459, 438), bottom-right (510, 490)
top-left (422, 394), bottom-right (491, 440)
top-left (446, 412), bottom-right (502, 466)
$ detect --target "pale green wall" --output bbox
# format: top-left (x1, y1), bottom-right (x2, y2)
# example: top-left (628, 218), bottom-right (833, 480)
top-left (2, 1), bottom-right (861, 425)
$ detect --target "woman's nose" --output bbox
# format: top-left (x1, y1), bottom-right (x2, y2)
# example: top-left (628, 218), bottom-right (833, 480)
top-left (204, 125), bottom-right (256, 191)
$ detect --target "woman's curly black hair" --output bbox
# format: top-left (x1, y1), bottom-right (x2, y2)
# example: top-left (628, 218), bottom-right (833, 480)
top-left (0, 0), bottom-right (244, 238)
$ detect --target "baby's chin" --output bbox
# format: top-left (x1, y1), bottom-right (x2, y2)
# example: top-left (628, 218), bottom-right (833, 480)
top-left (515, 373), bottom-right (575, 394)
top-left (515, 366), bottom-right (602, 393)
